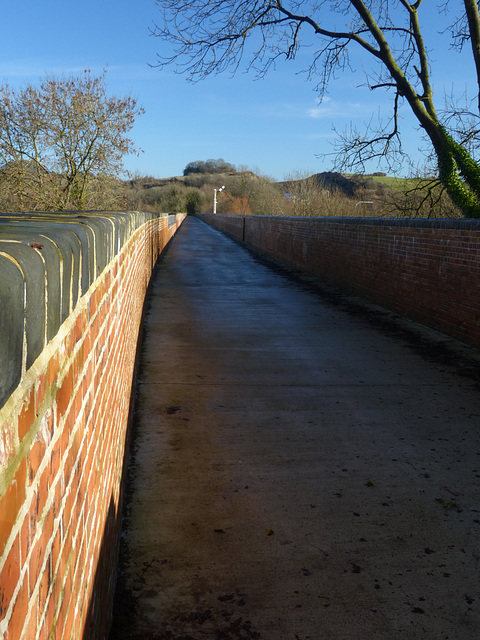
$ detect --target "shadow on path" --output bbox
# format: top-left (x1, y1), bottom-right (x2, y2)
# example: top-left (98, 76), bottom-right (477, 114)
top-left (110, 217), bottom-right (480, 640)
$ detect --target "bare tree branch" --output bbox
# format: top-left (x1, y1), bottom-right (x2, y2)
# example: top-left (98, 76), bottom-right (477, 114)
top-left (153, 0), bottom-right (480, 215)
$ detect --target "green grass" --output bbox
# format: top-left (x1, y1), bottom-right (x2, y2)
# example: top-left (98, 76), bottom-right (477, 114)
top-left (370, 175), bottom-right (442, 191)
top-left (343, 173), bottom-right (416, 191)
top-left (370, 175), bottom-right (415, 190)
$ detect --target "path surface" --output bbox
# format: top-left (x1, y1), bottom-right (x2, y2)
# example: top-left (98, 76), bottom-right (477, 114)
top-left (110, 216), bottom-right (480, 640)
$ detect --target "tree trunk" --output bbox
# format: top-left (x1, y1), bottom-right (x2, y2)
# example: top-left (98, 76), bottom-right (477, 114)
top-left (432, 128), bottom-right (480, 218)
top-left (464, 0), bottom-right (480, 113)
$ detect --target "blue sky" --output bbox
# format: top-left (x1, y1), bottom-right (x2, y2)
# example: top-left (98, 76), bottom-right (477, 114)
top-left (0, 1), bottom-right (474, 181)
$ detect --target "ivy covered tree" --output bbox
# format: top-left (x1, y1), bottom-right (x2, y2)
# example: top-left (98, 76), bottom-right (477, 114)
top-left (0, 69), bottom-right (144, 211)
top-left (153, 0), bottom-right (480, 217)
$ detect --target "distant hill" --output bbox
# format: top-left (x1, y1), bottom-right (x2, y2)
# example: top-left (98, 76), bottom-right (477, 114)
top-left (130, 170), bottom-right (394, 195)
top-left (280, 171), bottom-right (395, 199)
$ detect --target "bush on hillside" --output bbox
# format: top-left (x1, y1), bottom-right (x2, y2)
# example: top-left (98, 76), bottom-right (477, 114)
top-left (184, 158), bottom-right (236, 176)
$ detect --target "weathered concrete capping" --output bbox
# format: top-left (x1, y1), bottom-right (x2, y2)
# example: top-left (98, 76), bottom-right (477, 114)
top-left (0, 210), bottom-right (163, 409)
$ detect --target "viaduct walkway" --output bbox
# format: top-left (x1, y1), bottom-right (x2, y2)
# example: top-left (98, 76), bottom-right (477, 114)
top-left (111, 216), bottom-right (480, 640)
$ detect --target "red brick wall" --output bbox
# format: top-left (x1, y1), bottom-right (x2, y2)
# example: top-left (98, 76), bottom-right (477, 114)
top-left (198, 213), bottom-right (480, 349)
top-left (0, 213), bottom-right (186, 640)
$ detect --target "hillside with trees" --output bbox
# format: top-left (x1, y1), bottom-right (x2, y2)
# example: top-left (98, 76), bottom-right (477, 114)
top-left (126, 161), bottom-right (461, 218)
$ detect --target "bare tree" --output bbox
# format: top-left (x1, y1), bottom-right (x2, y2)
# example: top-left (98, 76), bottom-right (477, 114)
top-left (0, 69), bottom-right (144, 211)
top-left (152, 0), bottom-right (480, 217)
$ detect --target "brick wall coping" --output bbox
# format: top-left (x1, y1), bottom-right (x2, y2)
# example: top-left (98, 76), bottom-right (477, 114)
top-left (214, 213), bottom-right (480, 230)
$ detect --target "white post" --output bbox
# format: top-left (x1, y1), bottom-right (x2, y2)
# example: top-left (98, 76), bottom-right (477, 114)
top-left (213, 186), bottom-right (225, 214)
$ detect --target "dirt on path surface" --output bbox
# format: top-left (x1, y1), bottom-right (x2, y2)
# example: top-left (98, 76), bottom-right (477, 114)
top-left (110, 216), bottom-right (480, 640)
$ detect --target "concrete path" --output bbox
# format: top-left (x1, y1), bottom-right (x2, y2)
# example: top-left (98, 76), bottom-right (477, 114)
top-left (110, 216), bottom-right (480, 640)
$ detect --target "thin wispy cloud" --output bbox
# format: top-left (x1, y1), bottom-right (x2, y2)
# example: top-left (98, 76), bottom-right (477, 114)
top-left (0, 61), bottom-right (160, 97)
top-left (0, 60), bottom-right (109, 85)
top-left (301, 131), bottom-right (336, 141)
top-left (108, 63), bottom-right (171, 82)
top-left (206, 95), bottom-right (321, 120)
top-left (307, 97), bottom-right (372, 120)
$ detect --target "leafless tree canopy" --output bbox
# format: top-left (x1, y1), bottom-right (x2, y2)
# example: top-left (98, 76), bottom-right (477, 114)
top-left (153, 0), bottom-right (480, 217)
top-left (0, 69), bottom-right (144, 211)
